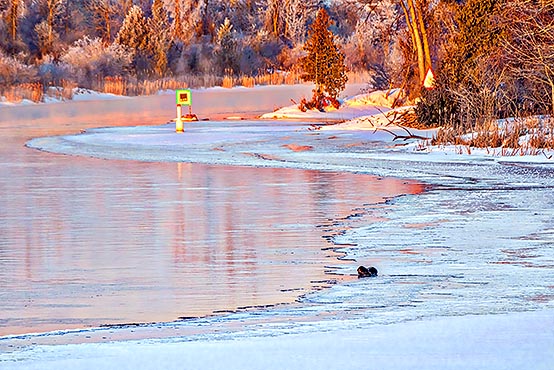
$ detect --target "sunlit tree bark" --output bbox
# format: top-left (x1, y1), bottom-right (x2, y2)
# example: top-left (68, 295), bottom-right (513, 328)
top-left (344, 0), bottom-right (432, 84)
top-left (399, 0), bottom-right (431, 83)
top-left (2, 0), bottom-right (27, 42)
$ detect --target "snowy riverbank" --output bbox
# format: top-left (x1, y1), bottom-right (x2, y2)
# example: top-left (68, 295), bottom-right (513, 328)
top-left (2, 309), bottom-right (553, 370)
top-left (3, 85), bottom-right (554, 369)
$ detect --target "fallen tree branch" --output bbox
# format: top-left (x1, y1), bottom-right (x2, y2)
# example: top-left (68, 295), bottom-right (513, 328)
top-left (373, 126), bottom-right (429, 141)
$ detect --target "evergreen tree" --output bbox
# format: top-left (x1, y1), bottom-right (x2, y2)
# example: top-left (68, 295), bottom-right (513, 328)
top-left (215, 17), bottom-right (238, 74)
top-left (115, 5), bottom-right (149, 52)
top-left (115, 5), bottom-right (150, 74)
top-left (300, 8), bottom-right (348, 109)
top-left (444, 0), bottom-right (501, 86)
top-left (171, 0), bottom-right (185, 42)
top-left (416, 0), bottom-right (503, 129)
top-left (86, 0), bottom-right (121, 43)
top-left (148, 0), bottom-right (170, 75)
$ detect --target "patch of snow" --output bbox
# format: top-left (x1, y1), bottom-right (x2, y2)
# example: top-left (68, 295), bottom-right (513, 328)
top-left (71, 88), bottom-right (127, 101)
top-left (260, 89), bottom-right (401, 121)
top-left (342, 88), bottom-right (403, 108)
top-left (1, 310), bottom-right (553, 370)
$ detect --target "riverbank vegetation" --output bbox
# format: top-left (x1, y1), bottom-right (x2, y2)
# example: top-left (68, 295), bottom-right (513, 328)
top-left (0, 0), bottom-right (397, 102)
top-left (1, 1), bottom-right (553, 153)
top-left (412, 0), bottom-right (554, 151)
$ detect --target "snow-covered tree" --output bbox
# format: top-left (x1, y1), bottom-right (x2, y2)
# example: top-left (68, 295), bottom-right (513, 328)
top-left (33, 0), bottom-right (67, 56)
top-left (259, 0), bottom-right (285, 38)
top-left (167, 0), bottom-right (185, 42)
top-left (215, 17), bottom-right (238, 74)
top-left (163, 0), bottom-right (206, 43)
top-left (115, 4), bottom-right (151, 74)
top-left (282, 0), bottom-right (312, 44)
top-left (344, 0), bottom-right (401, 87)
top-left (86, 0), bottom-right (121, 43)
top-left (344, 0), bottom-right (430, 88)
top-left (115, 4), bottom-right (149, 52)
top-left (300, 8), bottom-right (348, 107)
top-left (61, 36), bottom-right (132, 86)
top-left (0, 47), bottom-right (36, 85)
top-left (148, 0), bottom-right (171, 75)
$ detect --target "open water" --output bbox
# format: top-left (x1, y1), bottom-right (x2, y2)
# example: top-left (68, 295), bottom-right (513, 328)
top-left (0, 88), bottom-right (423, 336)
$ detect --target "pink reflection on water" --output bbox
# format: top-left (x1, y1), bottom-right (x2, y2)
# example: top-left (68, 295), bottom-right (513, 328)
top-left (0, 98), bottom-right (426, 336)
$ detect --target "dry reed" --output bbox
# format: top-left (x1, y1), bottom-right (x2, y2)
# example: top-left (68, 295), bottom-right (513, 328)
top-left (3, 83), bottom-right (43, 103)
top-left (431, 116), bottom-right (554, 154)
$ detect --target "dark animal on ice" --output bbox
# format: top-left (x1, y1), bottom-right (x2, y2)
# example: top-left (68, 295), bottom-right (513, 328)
top-left (357, 266), bottom-right (378, 278)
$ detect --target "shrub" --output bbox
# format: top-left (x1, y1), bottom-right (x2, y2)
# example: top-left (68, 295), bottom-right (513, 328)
top-left (60, 37), bottom-right (132, 88)
top-left (0, 51), bottom-right (37, 86)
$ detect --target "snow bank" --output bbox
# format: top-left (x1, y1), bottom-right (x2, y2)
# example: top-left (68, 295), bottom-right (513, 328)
top-left (342, 88), bottom-right (403, 108)
top-left (2, 310), bottom-right (553, 370)
top-left (260, 89), bottom-right (402, 121)
top-left (0, 88), bottom-right (125, 107)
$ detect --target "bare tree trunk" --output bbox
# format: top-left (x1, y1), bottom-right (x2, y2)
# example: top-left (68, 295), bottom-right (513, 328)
top-left (9, 0), bottom-right (19, 41)
top-left (47, 1), bottom-right (54, 47)
top-left (402, 0), bottom-right (426, 83)
top-left (416, 0), bottom-right (432, 70)
top-left (103, 8), bottom-right (111, 43)
top-left (7, 0), bottom-right (27, 42)
top-left (549, 75), bottom-right (554, 116)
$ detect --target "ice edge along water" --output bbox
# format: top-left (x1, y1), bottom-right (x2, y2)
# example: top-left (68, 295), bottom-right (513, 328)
top-left (3, 88), bottom-right (554, 369)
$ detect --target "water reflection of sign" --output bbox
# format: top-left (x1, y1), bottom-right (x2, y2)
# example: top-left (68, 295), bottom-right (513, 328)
top-left (176, 89), bottom-right (192, 106)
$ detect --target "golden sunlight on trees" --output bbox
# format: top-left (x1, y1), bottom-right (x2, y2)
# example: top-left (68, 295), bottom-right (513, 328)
top-left (416, 0), bottom-right (503, 129)
top-left (400, 0), bottom-right (431, 85)
top-left (354, 0), bottom-right (431, 85)
top-left (1, 0), bottom-right (554, 128)
top-left (416, 0), bottom-right (554, 134)
top-left (34, 0), bottom-right (66, 57)
top-left (86, 0), bottom-right (121, 44)
top-left (343, 0), bottom-right (431, 95)
top-left (148, 0), bottom-right (170, 76)
top-left (115, 5), bottom-right (150, 75)
top-left (300, 8), bottom-right (348, 110)
top-left (2, 0), bottom-right (27, 43)
top-left (503, 0), bottom-right (554, 115)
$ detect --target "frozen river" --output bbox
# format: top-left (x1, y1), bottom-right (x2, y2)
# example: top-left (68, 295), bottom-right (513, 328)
top-left (0, 85), bottom-right (426, 337)
top-left (1, 86), bottom-right (554, 368)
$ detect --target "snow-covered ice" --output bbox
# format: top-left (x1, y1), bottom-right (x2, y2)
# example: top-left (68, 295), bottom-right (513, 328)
top-left (3, 85), bottom-right (554, 369)
top-left (2, 310), bottom-right (553, 370)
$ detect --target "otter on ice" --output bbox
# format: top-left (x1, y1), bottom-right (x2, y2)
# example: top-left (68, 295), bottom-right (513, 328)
top-left (357, 266), bottom-right (378, 278)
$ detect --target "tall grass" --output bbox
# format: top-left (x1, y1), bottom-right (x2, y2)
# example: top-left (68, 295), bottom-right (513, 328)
top-left (431, 116), bottom-right (554, 154)
top-left (0, 70), bottom-right (377, 103)
top-left (3, 83), bottom-right (43, 103)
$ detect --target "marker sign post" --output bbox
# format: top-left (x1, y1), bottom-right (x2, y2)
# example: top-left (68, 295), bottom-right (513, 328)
top-left (175, 89), bottom-right (193, 133)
